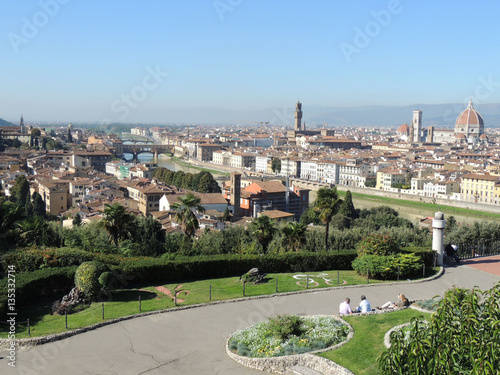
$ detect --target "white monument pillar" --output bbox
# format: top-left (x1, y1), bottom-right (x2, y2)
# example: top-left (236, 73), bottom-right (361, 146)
top-left (432, 211), bottom-right (446, 266)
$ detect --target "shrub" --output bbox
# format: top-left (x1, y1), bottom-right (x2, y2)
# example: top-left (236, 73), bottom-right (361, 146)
top-left (98, 271), bottom-right (115, 289)
top-left (378, 283), bottom-right (500, 374)
top-left (352, 253), bottom-right (422, 280)
top-left (356, 233), bottom-right (399, 256)
top-left (266, 314), bottom-right (303, 341)
top-left (74, 261), bottom-right (108, 300)
top-left (401, 247), bottom-right (436, 267)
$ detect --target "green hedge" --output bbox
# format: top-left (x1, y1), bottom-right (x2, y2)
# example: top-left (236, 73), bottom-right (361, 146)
top-left (352, 254), bottom-right (422, 280)
top-left (0, 247), bottom-right (145, 273)
top-left (118, 251), bottom-right (358, 284)
top-left (0, 266), bottom-right (77, 317)
top-left (401, 247), bottom-right (436, 267)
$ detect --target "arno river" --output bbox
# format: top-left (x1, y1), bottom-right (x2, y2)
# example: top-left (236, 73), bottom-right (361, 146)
top-left (122, 152), bottom-right (200, 174)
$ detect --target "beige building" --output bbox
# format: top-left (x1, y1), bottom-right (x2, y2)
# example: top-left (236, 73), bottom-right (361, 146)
top-left (460, 173), bottom-right (499, 204)
top-left (376, 168), bottom-right (407, 190)
top-left (37, 178), bottom-right (70, 215)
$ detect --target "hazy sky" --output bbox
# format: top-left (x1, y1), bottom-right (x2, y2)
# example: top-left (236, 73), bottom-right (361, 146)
top-left (1, 0), bottom-right (500, 123)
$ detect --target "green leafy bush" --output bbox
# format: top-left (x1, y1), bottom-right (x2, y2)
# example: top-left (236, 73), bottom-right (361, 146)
top-left (74, 261), bottom-right (108, 300)
top-left (401, 247), bottom-right (436, 267)
top-left (266, 314), bottom-right (303, 341)
top-left (352, 253), bottom-right (422, 280)
top-left (356, 233), bottom-right (400, 256)
top-left (98, 271), bottom-right (115, 289)
top-left (378, 283), bottom-right (500, 374)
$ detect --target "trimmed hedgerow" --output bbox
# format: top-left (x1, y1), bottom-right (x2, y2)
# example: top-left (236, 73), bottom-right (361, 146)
top-left (0, 266), bottom-right (77, 317)
top-left (118, 252), bottom-right (358, 284)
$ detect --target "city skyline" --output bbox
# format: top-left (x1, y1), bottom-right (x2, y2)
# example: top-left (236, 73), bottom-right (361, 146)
top-left (2, 0), bottom-right (500, 123)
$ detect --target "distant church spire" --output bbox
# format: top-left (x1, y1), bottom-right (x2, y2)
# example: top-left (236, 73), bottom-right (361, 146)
top-left (20, 115), bottom-right (26, 134)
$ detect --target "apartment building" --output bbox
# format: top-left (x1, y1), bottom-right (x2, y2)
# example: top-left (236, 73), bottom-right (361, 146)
top-left (460, 173), bottom-right (499, 204)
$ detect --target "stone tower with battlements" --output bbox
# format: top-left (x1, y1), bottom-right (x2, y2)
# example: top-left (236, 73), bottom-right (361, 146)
top-left (294, 101), bottom-right (302, 131)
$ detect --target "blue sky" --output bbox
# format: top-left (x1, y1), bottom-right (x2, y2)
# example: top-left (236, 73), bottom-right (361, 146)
top-left (1, 0), bottom-right (500, 123)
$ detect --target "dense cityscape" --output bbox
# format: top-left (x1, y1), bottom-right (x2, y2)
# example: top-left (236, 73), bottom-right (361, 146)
top-left (1, 1), bottom-right (500, 374)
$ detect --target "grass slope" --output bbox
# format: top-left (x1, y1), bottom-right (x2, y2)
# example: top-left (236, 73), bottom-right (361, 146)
top-left (320, 308), bottom-right (430, 375)
top-left (337, 190), bottom-right (500, 221)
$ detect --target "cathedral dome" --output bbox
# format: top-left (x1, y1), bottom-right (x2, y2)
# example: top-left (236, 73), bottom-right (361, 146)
top-left (397, 123), bottom-right (409, 133)
top-left (455, 100), bottom-right (484, 127)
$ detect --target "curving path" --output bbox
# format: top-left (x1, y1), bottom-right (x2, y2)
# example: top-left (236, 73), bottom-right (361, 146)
top-left (2, 258), bottom-right (499, 375)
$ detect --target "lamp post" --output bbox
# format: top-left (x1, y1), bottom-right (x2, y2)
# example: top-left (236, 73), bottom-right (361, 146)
top-left (432, 211), bottom-right (446, 266)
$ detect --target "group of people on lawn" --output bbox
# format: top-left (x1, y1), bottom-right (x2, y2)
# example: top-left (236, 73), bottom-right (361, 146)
top-left (339, 293), bottom-right (410, 314)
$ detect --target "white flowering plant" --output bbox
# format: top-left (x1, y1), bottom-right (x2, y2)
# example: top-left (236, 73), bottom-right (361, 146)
top-left (229, 315), bottom-right (349, 358)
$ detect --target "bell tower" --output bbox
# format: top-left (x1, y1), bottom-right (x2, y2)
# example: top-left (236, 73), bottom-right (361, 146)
top-left (412, 110), bottom-right (422, 142)
top-left (230, 172), bottom-right (241, 217)
top-left (294, 101), bottom-right (302, 131)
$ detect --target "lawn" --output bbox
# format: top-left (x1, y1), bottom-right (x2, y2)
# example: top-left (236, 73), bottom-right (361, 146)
top-left (170, 155), bottom-right (230, 176)
top-left (319, 308), bottom-right (431, 375)
top-left (336, 190), bottom-right (500, 221)
top-left (0, 269), bottom-right (438, 339)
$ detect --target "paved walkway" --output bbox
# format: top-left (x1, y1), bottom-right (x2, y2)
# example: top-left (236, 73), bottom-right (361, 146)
top-left (461, 254), bottom-right (500, 276)
top-left (2, 258), bottom-right (499, 375)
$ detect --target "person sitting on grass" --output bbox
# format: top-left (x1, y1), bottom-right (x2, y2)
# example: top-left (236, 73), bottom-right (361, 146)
top-left (355, 295), bottom-right (371, 313)
top-left (339, 297), bottom-right (353, 315)
top-left (378, 293), bottom-right (410, 310)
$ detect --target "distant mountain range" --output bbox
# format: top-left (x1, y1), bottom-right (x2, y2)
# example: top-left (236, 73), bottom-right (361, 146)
top-left (159, 103), bottom-right (500, 128)
top-left (0, 118), bottom-right (14, 126)
top-left (3, 102), bottom-right (500, 127)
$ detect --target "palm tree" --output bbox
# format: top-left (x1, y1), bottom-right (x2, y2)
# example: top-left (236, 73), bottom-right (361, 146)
top-left (250, 214), bottom-right (276, 252)
top-left (101, 203), bottom-right (135, 247)
top-left (314, 187), bottom-right (341, 249)
top-left (15, 217), bottom-right (48, 246)
top-left (282, 221), bottom-right (307, 252)
top-left (171, 193), bottom-right (205, 237)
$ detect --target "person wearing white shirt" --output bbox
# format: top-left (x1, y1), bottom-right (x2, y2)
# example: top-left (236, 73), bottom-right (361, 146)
top-left (355, 295), bottom-right (371, 313)
top-left (339, 298), bottom-right (353, 315)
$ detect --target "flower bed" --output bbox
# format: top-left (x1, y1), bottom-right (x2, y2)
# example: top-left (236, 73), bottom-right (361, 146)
top-left (228, 314), bottom-right (349, 358)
